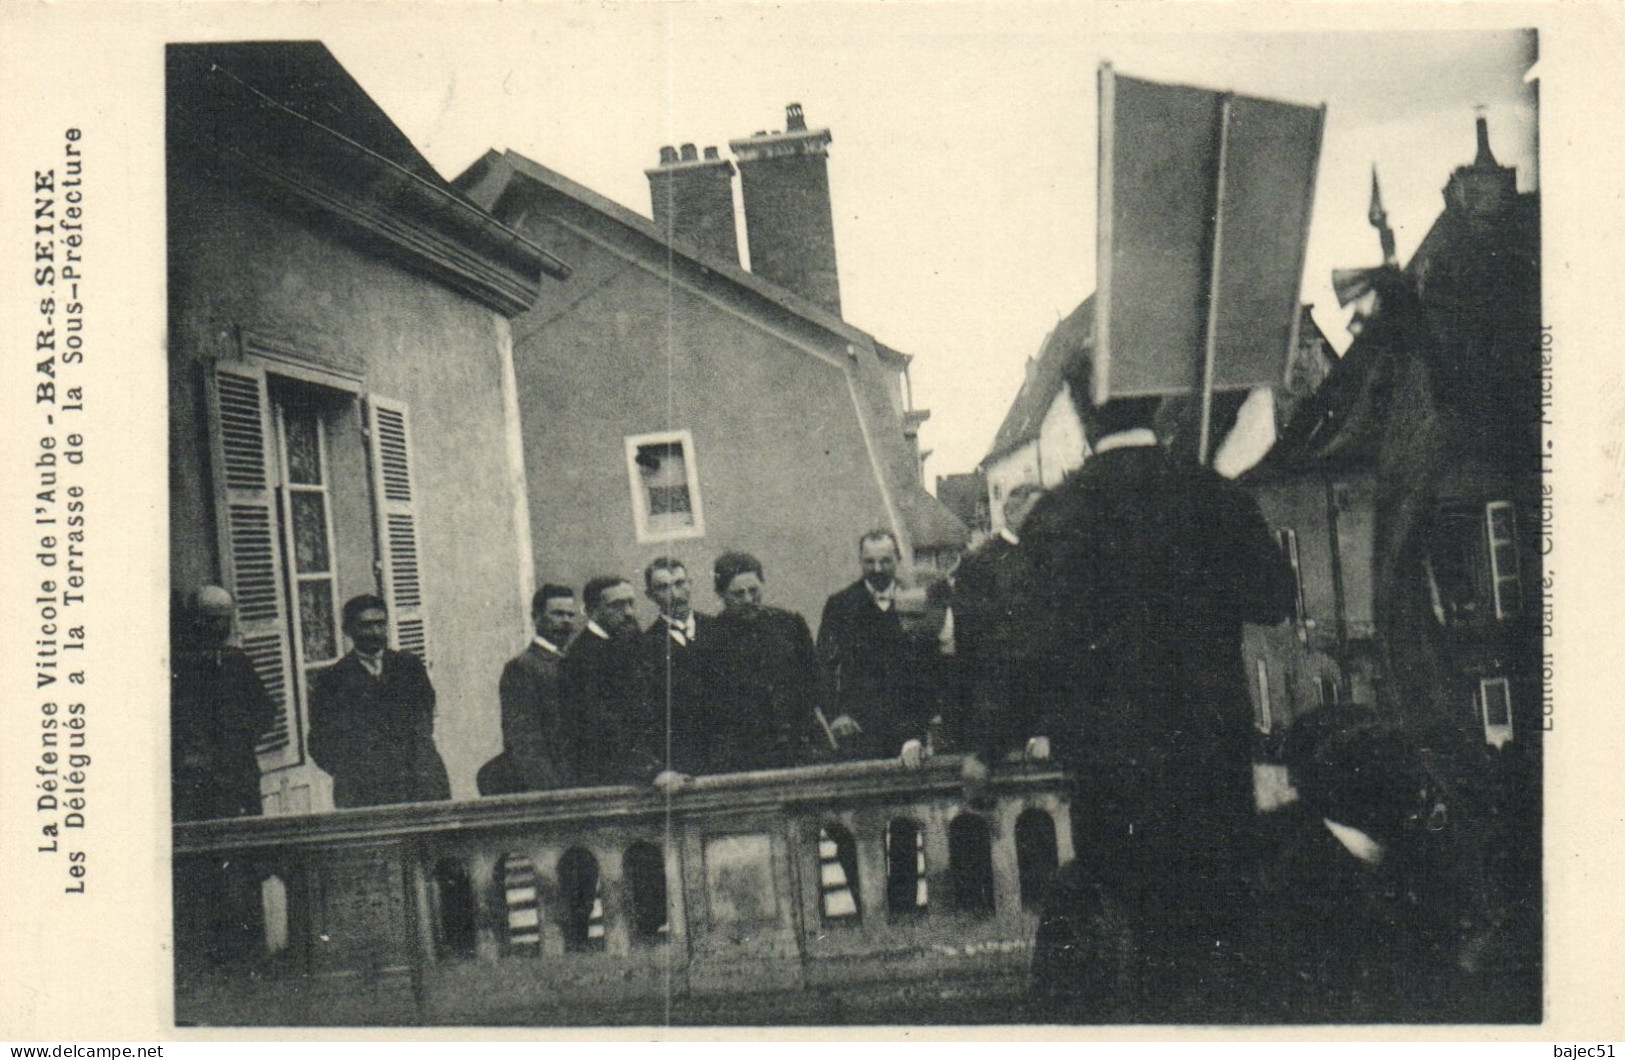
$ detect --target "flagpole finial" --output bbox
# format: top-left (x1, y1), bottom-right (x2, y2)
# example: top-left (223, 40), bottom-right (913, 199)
top-left (1368, 165), bottom-right (1398, 266)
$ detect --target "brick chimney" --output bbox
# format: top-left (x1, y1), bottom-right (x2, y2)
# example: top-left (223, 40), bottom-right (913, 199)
top-left (729, 103), bottom-right (842, 316)
top-left (1444, 114), bottom-right (1517, 219)
top-left (646, 143), bottom-right (740, 265)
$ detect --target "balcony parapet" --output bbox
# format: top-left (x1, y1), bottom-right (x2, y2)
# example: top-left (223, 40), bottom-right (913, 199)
top-left (175, 755), bottom-right (1068, 852)
top-left (173, 756), bottom-right (1073, 1025)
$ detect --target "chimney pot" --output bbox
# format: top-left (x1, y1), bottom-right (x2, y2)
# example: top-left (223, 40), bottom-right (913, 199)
top-left (1473, 114), bottom-right (1498, 167)
top-left (786, 103), bottom-right (807, 132)
top-left (1444, 111), bottom-right (1515, 217)
top-left (647, 139), bottom-right (740, 265)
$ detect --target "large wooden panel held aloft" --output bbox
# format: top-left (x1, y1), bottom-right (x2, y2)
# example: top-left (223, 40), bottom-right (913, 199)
top-left (1096, 65), bottom-right (1324, 404)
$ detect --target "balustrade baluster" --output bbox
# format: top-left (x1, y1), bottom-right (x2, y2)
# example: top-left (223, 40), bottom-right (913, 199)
top-left (597, 844), bottom-right (631, 957)
top-left (989, 802), bottom-right (1022, 917)
top-left (468, 851), bottom-right (502, 962)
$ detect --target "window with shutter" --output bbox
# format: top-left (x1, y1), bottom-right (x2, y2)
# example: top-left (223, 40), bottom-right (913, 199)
top-left (205, 362), bottom-right (299, 769)
top-left (366, 396), bottom-right (429, 663)
top-left (1425, 501), bottom-right (1523, 629)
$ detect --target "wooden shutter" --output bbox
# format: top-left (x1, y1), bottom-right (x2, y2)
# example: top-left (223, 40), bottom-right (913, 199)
top-left (365, 395), bottom-right (429, 663)
top-left (205, 361), bottom-right (299, 768)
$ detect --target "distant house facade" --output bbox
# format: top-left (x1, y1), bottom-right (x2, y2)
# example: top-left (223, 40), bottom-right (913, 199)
top-left (981, 297), bottom-right (1329, 532)
top-left (1241, 359), bottom-right (1382, 733)
top-left (1244, 118), bottom-right (1542, 762)
top-left (1237, 308), bottom-right (1373, 733)
top-left (936, 471), bottom-right (991, 544)
top-left (979, 298), bottom-right (1095, 533)
top-left (167, 43), bottom-right (566, 810)
top-left (1370, 120), bottom-right (1542, 760)
top-left (455, 106), bottom-right (965, 624)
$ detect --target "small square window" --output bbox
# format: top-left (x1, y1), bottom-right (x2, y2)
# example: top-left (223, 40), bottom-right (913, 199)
top-left (625, 430), bottom-right (705, 544)
top-left (1479, 676), bottom-right (1513, 749)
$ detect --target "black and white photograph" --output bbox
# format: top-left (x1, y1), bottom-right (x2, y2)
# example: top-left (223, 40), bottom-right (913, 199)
top-left (2, 0), bottom-right (1621, 1043)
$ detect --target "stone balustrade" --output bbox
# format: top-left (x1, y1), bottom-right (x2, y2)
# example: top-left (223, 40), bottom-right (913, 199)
top-left (173, 756), bottom-right (1071, 1025)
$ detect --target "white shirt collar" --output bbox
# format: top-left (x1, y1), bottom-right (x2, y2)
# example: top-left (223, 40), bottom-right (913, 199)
top-left (866, 580), bottom-right (896, 610)
top-left (355, 649), bottom-right (384, 677)
top-left (532, 635), bottom-right (564, 656)
top-left (664, 613), bottom-right (697, 642)
top-left (1323, 818), bottom-right (1386, 866)
top-left (1091, 427), bottom-right (1159, 455)
top-left (999, 527), bottom-right (1020, 546)
top-left (585, 620), bottom-right (611, 641)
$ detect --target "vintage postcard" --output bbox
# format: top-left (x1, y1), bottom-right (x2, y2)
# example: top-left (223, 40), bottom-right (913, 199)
top-left (2, 0), bottom-right (1622, 1043)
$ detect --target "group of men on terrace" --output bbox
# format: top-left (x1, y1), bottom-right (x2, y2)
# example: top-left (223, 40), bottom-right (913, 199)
top-left (479, 534), bottom-right (947, 797)
top-left (172, 362), bottom-right (1510, 1021)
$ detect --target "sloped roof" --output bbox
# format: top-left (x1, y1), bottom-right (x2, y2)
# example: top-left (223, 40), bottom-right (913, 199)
top-left (1252, 187), bottom-right (1539, 481)
top-left (454, 148), bottom-right (948, 555)
top-left (935, 472), bottom-right (987, 530)
top-left (1248, 338), bottom-right (1389, 479)
top-left (982, 295), bottom-right (1095, 466)
top-left (170, 42), bottom-right (448, 187)
top-left (167, 42), bottom-right (570, 311)
top-left (457, 149), bottom-right (880, 348)
top-left (895, 484), bottom-right (971, 551)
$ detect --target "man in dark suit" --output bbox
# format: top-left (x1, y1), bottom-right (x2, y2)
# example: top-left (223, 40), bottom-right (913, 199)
top-left (171, 585), bottom-right (276, 822)
top-left (639, 557), bottom-right (716, 781)
top-left (170, 585), bottom-right (276, 967)
top-left (308, 594), bottom-right (451, 809)
top-left (483, 583), bottom-right (578, 795)
top-left (976, 386), bottom-right (1292, 1018)
top-left (558, 575), bottom-right (661, 787)
top-left (950, 484), bottom-right (1053, 762)
top-left (816, 530), bottom-right (937, 762)
top-left (696, 551), bottom-right (819, 774)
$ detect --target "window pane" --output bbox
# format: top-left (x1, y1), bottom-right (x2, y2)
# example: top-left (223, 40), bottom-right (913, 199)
top-left (1487, 502), bottom-right (1517, 543)
top-left (284, 412), bottom-right (323, 486)
top-left (637, 442), bottom-right (685, 481)
top-left (298, 579), bottom-right (337, 663)
top-left (289, 491), bottom-right (331, 572)
top-left (1430, 507), bottom-right (1489, 626)
top-left (648, 484), bottom-right (693, 519)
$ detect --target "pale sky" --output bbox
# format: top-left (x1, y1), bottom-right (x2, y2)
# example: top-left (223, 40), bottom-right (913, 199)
top-left (320, 9), bottom-right (1537, 482)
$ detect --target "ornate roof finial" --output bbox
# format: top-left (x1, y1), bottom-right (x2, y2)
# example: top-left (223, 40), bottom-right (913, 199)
top-left (1369, 166), bottom-right (1398, 266)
